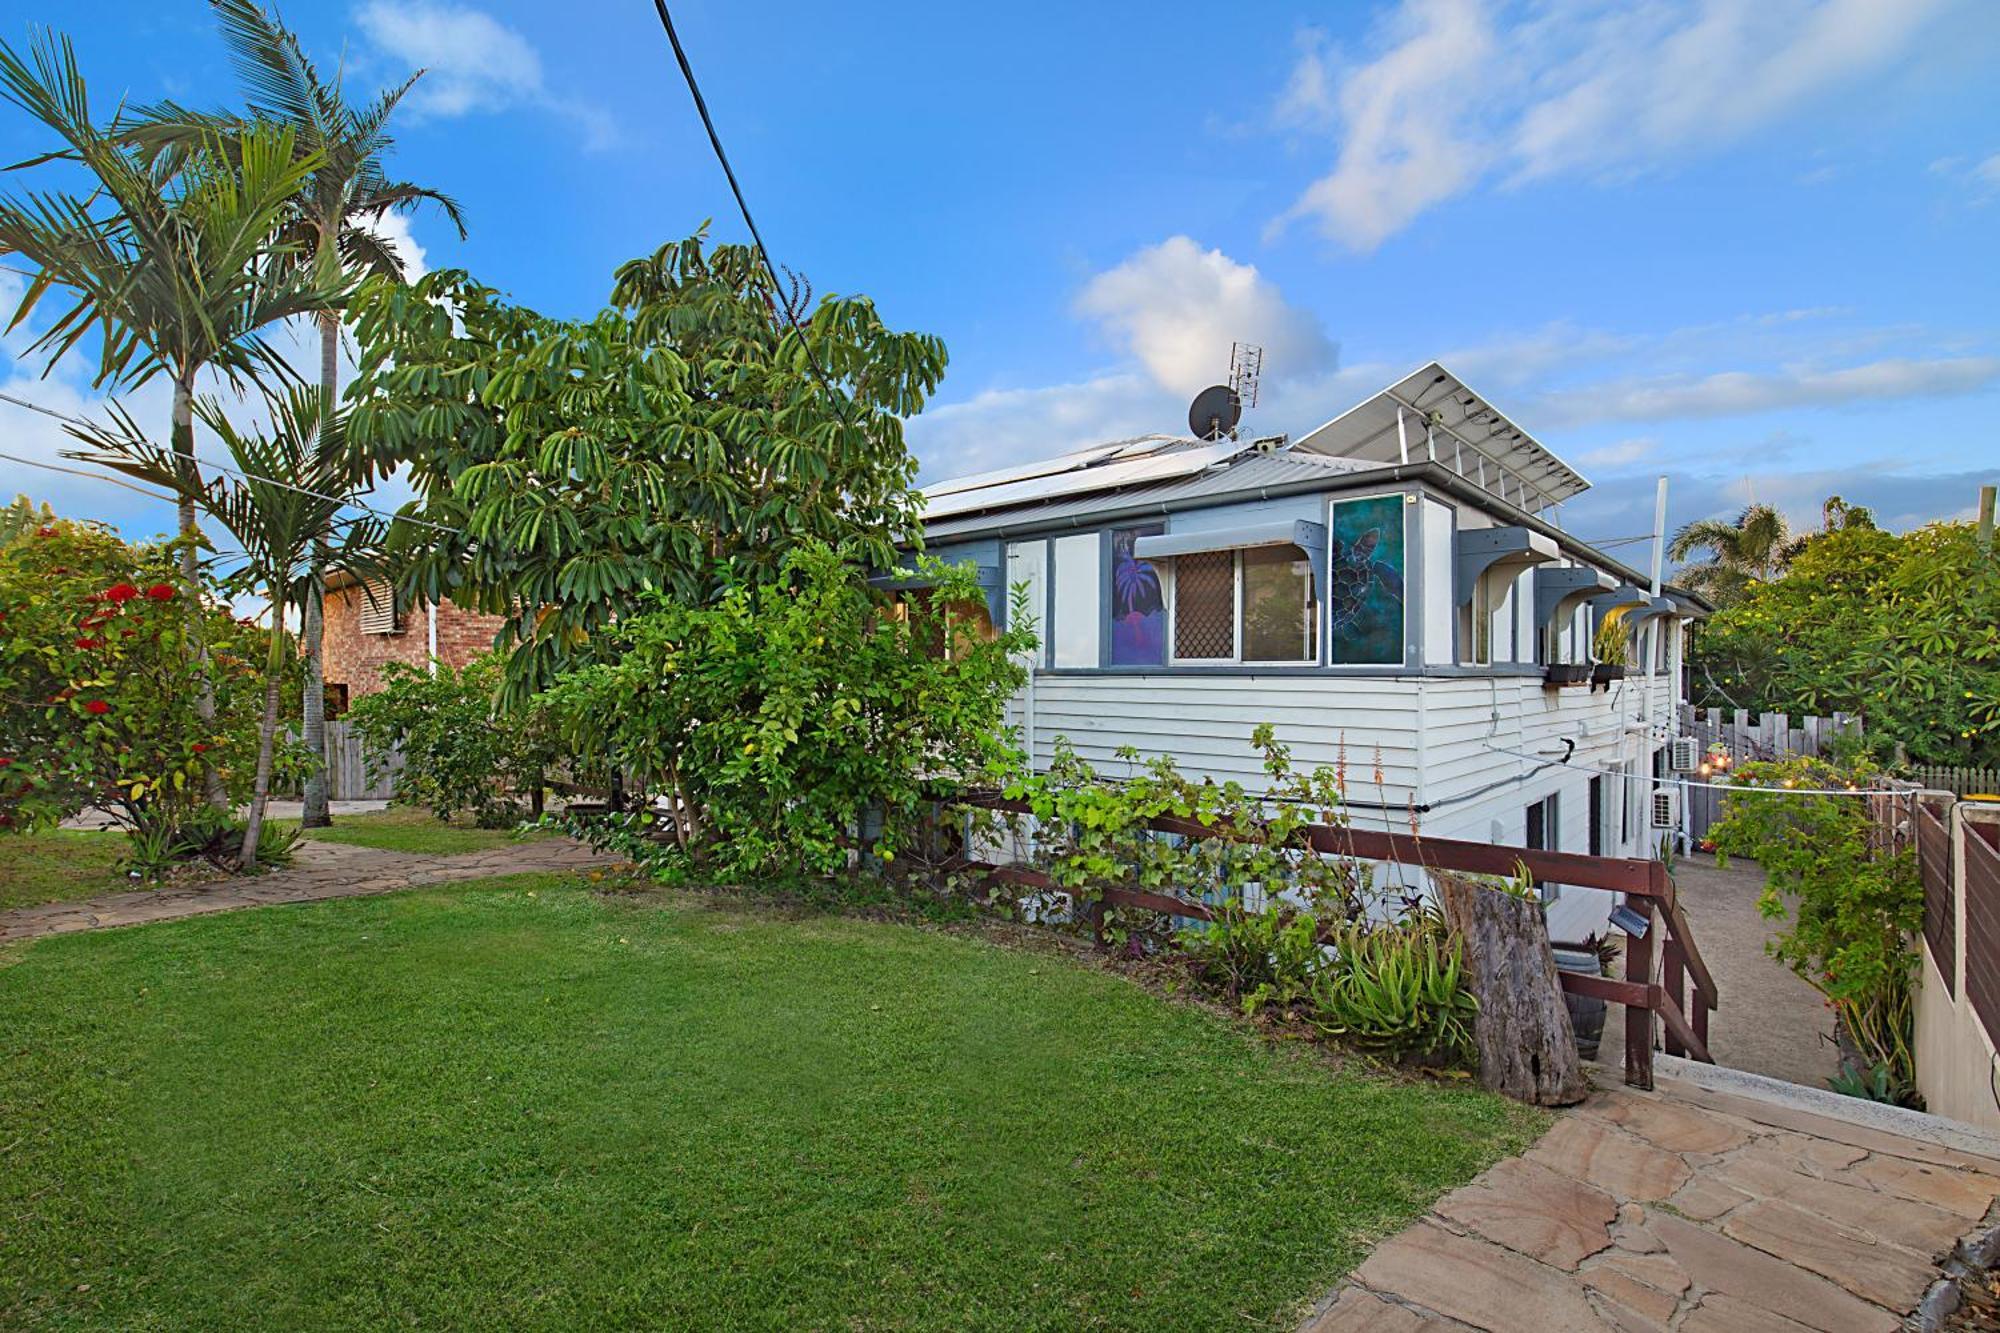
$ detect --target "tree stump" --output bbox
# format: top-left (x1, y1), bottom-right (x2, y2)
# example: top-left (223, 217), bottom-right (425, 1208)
top-left (1439, 872), bottom-right (1589, 1106)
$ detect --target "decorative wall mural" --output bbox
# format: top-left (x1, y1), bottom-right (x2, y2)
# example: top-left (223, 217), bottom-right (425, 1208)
top-left (1109, 524), bottom-right (1166, 665)
top-left (1328, 496), bottom-right (1406, 665)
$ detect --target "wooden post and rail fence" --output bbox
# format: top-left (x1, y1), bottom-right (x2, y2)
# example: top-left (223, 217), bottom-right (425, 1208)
top-left (950, 793), bottom-right (1717, 1092)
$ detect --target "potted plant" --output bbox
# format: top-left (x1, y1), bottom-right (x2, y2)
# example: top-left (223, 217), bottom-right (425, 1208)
top-left (1590, 616), bottom-right (1629, 687)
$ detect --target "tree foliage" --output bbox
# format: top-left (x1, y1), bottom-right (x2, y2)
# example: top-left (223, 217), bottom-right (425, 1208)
top-left (347, 229), bottom-right (948, 700)
top-left (1690, 521), bottom-right (2000, 765)
top-left (1667, 503), bottom-right (1793, 606)
top-left (542, 543), bottom-right (1028, 880)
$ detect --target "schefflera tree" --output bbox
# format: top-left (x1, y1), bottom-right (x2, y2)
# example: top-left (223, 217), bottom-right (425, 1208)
top-left (345, 228), bottom-right (948, 705)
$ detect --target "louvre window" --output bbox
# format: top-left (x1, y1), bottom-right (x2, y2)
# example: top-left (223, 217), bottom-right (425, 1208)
top-left (356, 580), bottom-right (402, 636)
top-left (1172, 550), bottom-right (1236, 660)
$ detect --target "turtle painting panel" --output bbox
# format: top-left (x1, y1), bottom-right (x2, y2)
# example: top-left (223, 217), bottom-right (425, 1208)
top-left (1328, 495), bottom-right (1406, 665)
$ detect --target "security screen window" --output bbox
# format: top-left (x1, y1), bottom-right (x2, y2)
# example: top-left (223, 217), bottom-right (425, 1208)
top-left (1241, 545), bottom-right (1317, 662)
top-left (1172, 550), bottom-right (1235, 659)
top-left (1108, 524), bottom-right (1166, 666)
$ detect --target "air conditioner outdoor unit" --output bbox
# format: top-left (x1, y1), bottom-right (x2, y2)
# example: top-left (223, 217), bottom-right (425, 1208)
top-left (1650, 786), bottom-right (1680, 830)
top-left (1669, 736), bottom-right (1701, 773)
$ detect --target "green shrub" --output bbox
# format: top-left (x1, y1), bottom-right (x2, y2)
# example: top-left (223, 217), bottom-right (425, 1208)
top-left (1308, 917), bottom-right (1478, 1065)
top-left (346, 654), bottom-right (555, 826)
top-left (543, 541), bottom-right (1033, 881)
top-left (0, 514), bottom-right (284, 858)
top-left (1181, 901), bottom-right (1326, 1016)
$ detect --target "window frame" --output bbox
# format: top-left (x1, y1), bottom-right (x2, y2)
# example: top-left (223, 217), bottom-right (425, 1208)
top-left (1166, 545), bottom-right (1321, 667)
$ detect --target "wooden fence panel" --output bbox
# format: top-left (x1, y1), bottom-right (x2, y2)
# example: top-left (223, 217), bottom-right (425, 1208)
top-left (1965, 824), bottom-right (2000, 1050)
top-left (321, 721), bottom-right (400, 800)
top-left (1917, 799), bottom-right (1956, 998)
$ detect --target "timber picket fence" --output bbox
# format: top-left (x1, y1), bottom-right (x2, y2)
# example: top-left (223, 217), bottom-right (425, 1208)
top-left (1679, 706), bottom-right (1862, 842)
top-left (1904, 766), bottom-right (2000, 799)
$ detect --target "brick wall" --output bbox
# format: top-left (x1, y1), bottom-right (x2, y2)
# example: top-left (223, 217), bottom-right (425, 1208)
top-left (322, 584), bottom-right (509, 700)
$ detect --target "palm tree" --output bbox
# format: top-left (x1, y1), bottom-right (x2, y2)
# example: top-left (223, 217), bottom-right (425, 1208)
top-left (72, 387), bottom-right (384, 867)
top-left (1667, 503), bottom-right (1793, 605)
top-left (139, 0), bottom-right (466, 828)
top-left (0, 31), bottom-right (336, 803)
top-left (0, 32), bottom-right (334, 574)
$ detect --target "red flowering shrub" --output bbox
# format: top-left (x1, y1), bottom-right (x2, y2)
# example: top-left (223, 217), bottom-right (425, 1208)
top-left (0, 515), bottom-right (285, 848)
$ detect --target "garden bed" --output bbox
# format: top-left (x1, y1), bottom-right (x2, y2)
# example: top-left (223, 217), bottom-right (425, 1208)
top-left (0, 873), bottom-right (1545, 1330)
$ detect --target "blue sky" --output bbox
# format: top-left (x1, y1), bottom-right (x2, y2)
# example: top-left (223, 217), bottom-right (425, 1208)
top-left (4, 0), bottom-right (2000, 555)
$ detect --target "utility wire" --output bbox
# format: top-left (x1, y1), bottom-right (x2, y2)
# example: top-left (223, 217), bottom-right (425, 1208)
top-left (649, 0), bottom-right (849, 417)
top-left (0, 387), bottom-right (460, 535)
top-left (1478, 736), bottom-right (1922, 799)
top-left (0, 447), bottom-right (180, 503)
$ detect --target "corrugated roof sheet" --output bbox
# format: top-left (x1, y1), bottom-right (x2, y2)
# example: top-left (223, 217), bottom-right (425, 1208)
top-left (921, 450), bottom-right (1379, 540)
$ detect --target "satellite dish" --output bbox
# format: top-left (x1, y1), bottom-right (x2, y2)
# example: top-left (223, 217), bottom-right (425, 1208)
top-left (1188, 385), bottom-right (1241, 441)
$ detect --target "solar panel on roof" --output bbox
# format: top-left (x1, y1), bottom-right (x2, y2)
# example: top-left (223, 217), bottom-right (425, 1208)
top-left (920, 438), bottom-right (1257, 521)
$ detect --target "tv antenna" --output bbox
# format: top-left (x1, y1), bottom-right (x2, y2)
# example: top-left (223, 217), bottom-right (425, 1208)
top-left (1229, 341), bottom-right (1263, 409)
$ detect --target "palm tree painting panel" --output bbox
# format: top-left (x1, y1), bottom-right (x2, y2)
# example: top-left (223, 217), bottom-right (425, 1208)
top-left (1110, 524), bottom-right (1166, 666)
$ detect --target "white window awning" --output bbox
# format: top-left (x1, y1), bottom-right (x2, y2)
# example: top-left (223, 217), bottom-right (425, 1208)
top-left (1136, 520), bottom-right (1328, 583)
top-left (1455, 526), bottom-right (1560, 607)
top-left (1135, 519), bottom-right (1324, 560)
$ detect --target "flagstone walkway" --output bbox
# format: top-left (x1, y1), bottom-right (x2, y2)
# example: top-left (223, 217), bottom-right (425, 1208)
top-left (0, 836), bottom-right (607, 945)
top-left (1305, 1069), bottom-right (2000, 1332)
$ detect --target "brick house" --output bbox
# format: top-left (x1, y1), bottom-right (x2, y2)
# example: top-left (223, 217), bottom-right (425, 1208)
top-left (321, 575), bottom-right (508, 715)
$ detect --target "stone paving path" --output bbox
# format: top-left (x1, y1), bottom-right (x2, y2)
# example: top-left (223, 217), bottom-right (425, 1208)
top-left (1306, 1071), bottom-right (2000, 1332)
top-left (0, 837), bottom-right (606, 944)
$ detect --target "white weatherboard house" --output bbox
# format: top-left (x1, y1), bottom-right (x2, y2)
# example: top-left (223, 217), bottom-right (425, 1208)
top-left (913, 364), bottom-right (1708, 942)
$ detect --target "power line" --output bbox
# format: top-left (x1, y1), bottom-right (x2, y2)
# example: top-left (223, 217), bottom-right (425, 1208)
top-left (1478, 736), bottom-right (1917, 799)
top-left (0, 387), bottom-right (460, 535)
top-left (648, 1), bottom-right (849, 418)
top-left (0, 447), bottom-right (179, 504)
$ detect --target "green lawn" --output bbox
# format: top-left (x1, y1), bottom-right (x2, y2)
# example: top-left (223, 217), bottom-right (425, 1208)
top-left (0, 876), bottom-right (1546, 1330)
top-left (287, 803), bottom-right (549, 855)
top-left (0, 829), bottom-right (131, 912)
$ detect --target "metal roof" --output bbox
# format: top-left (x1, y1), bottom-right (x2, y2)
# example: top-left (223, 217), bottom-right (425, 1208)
top-left (922, 450), bottom-right (1376, 540)
top-left (1291, 362), bottom-right (1590, 512)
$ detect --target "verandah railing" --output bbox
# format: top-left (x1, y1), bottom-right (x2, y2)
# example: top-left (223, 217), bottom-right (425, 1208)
top-left (950, 793), bottom-right (1717, 1090)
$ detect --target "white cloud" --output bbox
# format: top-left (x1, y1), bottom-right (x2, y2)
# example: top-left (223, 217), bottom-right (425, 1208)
top-left (1561, 462), bottom-right (1993, 554)
top-left (905, 372), bottom-right (1166, 482)
top-left (1073, 236), bottom-right (1335, 395)
top-left (355, 0), bottom-right (617, 150)
top-left (1530, 354), bottom-right (2000, 427)
top-left (908, 237), bottom-right (1345, 482)
top-left (364, 212), bottom-right (429, 282)
top-left (1276, 0), bottom-right (1957, 249)
top-left (1274, 0), bottom-right (1495, 251)
top-left (1576, 437), bottom-right (1656, 468)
